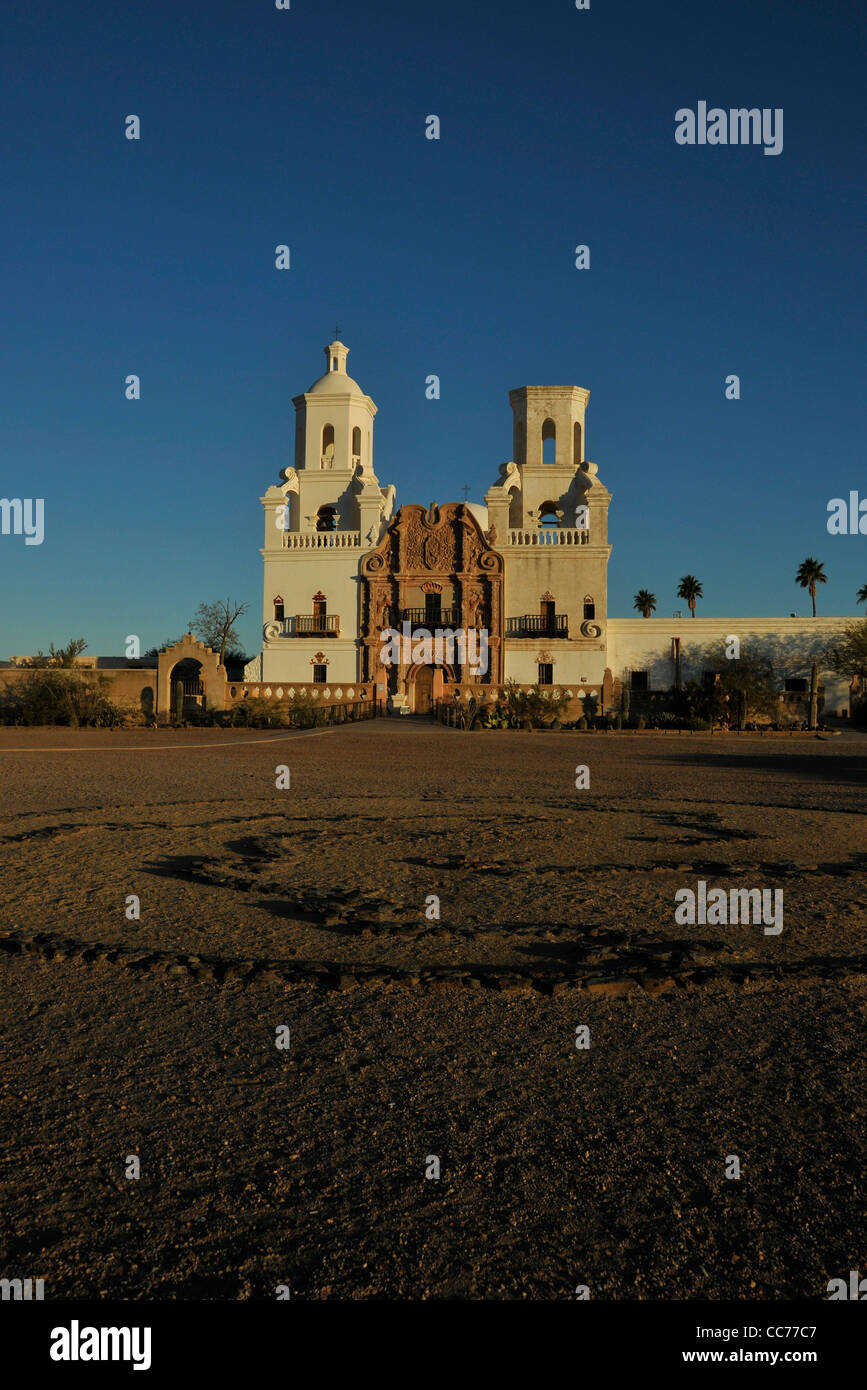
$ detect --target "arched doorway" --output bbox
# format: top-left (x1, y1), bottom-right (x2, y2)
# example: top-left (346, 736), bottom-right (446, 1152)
top-left (169, 658), bottom-right (204, 717)
top-left (407, 663), bottom-right (450, 714)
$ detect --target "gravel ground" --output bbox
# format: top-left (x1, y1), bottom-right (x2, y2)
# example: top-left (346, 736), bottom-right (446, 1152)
top-left (1, 721), bottom-right (865, 1299)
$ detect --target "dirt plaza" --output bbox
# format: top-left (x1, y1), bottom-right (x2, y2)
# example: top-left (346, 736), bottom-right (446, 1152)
top-left (1, 721), bottom-right (865, 1299)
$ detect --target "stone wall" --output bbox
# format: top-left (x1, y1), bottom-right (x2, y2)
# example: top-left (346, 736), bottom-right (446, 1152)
top-left (0, 666), bottom-right (158, 716)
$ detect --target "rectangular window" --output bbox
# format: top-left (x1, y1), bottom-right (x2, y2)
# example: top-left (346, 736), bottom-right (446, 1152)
top-left (312, 664), bottom-right (327, 683)
top-left (274, 602), bottom-right (284, 622)
top-left (630, 670), bottom-right (648, 691)
top-left (538, 663), bottom-right (553, 685)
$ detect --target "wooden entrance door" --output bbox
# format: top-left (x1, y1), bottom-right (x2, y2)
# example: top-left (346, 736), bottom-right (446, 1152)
top-left (413, 665), bottom-right (435, 714)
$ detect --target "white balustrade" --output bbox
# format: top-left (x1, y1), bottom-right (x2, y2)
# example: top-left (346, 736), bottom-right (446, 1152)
top-left (282, 531), bottom-right (362, 549)
top-left (505, 529), bottom-right (589, 546)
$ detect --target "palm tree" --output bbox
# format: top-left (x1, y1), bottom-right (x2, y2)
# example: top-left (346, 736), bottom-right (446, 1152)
top-left (633, 589), bottom-right (656, 618)
top-left (796, 558), bottom-right (827, 617)
top-left (857, 584), bottom-right (867, 606)
top-left (677, 575), bottom-right (703, 618)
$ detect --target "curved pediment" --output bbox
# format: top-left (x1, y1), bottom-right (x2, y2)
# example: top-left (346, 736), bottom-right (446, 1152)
top-left (362, 502), bottom-right (503, 578)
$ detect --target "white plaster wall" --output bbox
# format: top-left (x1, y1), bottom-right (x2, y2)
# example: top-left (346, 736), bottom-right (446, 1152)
top-left (607, 617), bottom-right (854, 713)
top-left (262, 639), bottom-right (359, 684)
top-left (503, 645), bottom-right (607, 686)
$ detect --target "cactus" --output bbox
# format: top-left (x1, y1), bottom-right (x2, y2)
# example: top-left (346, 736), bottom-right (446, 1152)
top-left (736, 689), bottom-right (747, 731)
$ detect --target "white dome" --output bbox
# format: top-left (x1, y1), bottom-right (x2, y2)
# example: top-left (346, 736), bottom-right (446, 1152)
top-left (465, 502), bottom-right (489, 529)
top-left (306, 370), bottom-right (366, 396)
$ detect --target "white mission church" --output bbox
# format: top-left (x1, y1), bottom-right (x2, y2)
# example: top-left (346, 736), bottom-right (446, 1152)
top-left (245, 338), bottom-right (854, 717)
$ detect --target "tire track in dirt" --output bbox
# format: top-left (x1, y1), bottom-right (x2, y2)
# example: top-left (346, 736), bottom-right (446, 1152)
top-left (2, 926), bottom-right (866, 998)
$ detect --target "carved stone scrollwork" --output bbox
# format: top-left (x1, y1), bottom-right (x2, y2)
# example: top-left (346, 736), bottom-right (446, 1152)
top-left (581, 620), bottom-right (603, 639)
top-left (423, 526), bottom-right (456, 572)
top-left (462, 524), bottom-right (481, 571)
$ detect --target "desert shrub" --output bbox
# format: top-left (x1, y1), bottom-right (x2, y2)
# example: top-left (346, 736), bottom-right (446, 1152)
top-left (576, 716), bottom-right (588, 730)
top-left (648, 710), bottom-right (681, 730)
top-left (501, 680), bottom-right (569, 729)
top-left (0, 670), bottom-right (124, 727)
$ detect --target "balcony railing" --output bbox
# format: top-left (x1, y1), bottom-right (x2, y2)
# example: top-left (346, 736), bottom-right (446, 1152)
top-left (293, 615), bottom-right (340, 636)
top-left (399, 607), bottom-right (461, 627)
top-left (508, 614), bottom-right (569, 637)
top-left (281, 531), bottom-right (361, 549)
top-left (505, 529), bottom-right (589, 546)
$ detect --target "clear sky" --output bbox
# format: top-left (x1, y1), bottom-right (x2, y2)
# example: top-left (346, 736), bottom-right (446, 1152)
top-left (1, 0), bottom-right (864, 659)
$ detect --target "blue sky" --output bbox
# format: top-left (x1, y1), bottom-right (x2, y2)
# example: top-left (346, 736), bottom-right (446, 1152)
top-left (1, 0), bottom-right (864, 658)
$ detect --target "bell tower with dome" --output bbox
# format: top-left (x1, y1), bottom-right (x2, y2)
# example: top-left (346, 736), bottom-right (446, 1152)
top-left (257, 338), bottom-right (396, 685)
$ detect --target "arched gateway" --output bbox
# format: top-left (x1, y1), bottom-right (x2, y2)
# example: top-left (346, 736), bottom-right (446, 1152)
top-left (360, 502), bottom-right (504, 707)
top-left (156, 635), bottom-right (228, 717)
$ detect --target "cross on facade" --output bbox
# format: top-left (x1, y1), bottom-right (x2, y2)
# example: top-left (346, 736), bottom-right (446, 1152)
top-left (461, 483), bottom-right (470, 501)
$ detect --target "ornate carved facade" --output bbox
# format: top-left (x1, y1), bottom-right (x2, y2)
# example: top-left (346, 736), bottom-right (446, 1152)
top-left (360, 503), bottom-right (504, 689)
